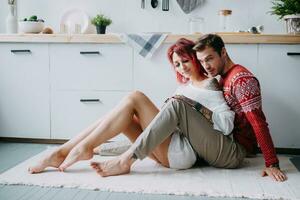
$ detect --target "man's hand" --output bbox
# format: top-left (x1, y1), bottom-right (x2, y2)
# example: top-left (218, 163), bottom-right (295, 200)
top-left (261, 167), bottom-right (287, 182)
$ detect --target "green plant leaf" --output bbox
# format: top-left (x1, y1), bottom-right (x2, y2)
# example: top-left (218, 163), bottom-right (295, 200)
top-left (91, 14), bottom-right (112, 27)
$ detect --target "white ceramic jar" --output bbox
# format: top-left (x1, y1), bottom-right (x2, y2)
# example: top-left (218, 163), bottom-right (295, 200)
top-left (6, 4), bottom-right (18, 33)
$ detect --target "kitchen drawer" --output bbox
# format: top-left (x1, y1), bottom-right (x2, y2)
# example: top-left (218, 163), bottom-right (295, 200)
top-left (0, 43), bottom-right (50, 138)
top-left (50, 44), bottom-right (133, 91)
top-left (51, 90), bottom-right (129, 141)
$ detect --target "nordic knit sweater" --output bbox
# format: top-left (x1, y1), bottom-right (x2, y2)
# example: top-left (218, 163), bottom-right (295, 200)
top-left (220, 64), bottom-right (279, 167)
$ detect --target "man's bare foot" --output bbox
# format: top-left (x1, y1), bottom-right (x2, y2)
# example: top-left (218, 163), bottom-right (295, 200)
top-left (28, 149), bottom-right (66, 174)
top-left (90, 155), bottom-right (133, 177)
top-left (58, 145), bottom-right (93, 172)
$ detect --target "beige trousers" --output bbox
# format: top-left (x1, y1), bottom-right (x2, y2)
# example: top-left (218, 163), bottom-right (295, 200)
top-left (130, 98), bottom-right (246, 169)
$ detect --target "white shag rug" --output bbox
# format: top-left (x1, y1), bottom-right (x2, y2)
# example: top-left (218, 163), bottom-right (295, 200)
top-left (0, 149), bottom-right (299, 200)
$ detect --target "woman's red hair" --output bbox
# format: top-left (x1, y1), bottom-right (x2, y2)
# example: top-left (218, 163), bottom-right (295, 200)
top-left (167, 38), bottom-right (205, 84)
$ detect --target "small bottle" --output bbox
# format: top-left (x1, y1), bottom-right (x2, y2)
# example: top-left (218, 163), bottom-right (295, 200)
top-left (218, 9), bottom-right (232, 32)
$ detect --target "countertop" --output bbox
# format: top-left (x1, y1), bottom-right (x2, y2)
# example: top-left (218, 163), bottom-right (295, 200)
top-left (0, 33), bottom-right (300, 44)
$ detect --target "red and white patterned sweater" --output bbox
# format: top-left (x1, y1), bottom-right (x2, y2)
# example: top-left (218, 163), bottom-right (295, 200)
top-left (220, 64), bottom-right (279, 167)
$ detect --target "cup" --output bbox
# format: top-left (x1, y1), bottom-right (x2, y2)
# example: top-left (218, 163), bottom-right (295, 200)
top-left (189, 17), bottom-right (204, 34)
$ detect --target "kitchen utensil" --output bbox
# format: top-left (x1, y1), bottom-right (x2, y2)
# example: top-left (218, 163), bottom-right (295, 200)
top-left (151, 0), bottom-right (158, 8)
top-left (162, 0), bottom-right (169, 11)
top-left (176, 0), bottom-right (203, 14)
top-left (141, 0), bottom-right (145, 9)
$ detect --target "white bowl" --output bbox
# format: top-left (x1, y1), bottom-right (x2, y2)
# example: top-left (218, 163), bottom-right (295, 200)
top-left (18, 21), bottom-right (44, 33)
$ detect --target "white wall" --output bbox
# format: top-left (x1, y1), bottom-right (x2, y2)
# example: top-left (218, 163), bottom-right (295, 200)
top-left (0, 0), bottom-right (285, 34)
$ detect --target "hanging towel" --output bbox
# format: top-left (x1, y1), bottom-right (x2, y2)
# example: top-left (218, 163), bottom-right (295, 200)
top-left (120, 33), bottom-right (168, 59)
top-left (176, 0), bottom-right (204, 14)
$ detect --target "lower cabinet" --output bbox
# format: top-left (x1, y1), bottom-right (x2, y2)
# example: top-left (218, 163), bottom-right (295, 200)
top-left (257, 44), bottom-right (300, 148)
top-left (133, 44), bottom-right (178, 108)
top-left (51, 91), bottom-right (129, 141)
top-left (0, 43), bottom-right (50, 138)
top-left (1, 42), bottom-right (299, 148)
top-left (226, 44), bottom-right (258, 76)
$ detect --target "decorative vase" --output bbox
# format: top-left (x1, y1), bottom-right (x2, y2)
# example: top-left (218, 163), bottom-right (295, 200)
top-left (6, 4), bottom-right (18, 34)
top-left (96, 25), bottom-right (106, 34)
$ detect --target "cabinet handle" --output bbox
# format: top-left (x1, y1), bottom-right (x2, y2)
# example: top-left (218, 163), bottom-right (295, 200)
top-left (11, 49), bottom-right (31, 54)
top-left (80, 51), bottom-right (100, 55)
top-left (287, 52), bottom-right (300, 56)
top-left (80, 99), bottom-right (102, 103)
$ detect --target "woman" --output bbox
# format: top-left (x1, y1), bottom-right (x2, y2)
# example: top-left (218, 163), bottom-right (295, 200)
top-left (29, 38), bottom-right (244, 176)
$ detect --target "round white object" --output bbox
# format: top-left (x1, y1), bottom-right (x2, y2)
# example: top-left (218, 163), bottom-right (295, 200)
top-left (60, 8), bottom-right (90, 34)
top-left (18, 21), bottom-right (44, 33)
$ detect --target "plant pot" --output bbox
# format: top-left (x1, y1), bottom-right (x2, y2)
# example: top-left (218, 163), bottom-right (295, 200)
top-left (283, 14), bottom-right (300, 35)
top-left (96, 25), bottom-right (106, 34)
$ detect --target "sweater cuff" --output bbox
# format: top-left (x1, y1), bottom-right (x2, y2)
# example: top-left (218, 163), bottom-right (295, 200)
top-left (265, 157), bottom-right (279, 167)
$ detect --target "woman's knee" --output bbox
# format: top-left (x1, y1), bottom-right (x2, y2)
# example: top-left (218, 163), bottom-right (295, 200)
top-left (126, 90), bottom-right (149, 105)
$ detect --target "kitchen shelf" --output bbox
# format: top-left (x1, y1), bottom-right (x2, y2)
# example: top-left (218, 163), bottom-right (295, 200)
top-left (0, 33), bottom-right (299, 44)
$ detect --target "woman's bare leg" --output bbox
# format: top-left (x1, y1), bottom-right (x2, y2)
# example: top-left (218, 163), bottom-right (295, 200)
top-left (28, 117), bottom-right (105, 173)
top-left (58, 91), bottom-right (171, 171)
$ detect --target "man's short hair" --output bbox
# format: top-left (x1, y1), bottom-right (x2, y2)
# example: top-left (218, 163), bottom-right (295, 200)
top-left (193, 34), bottom-right (225, 56)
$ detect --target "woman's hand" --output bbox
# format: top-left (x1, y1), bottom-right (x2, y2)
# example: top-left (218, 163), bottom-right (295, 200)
top-left (261, 167), bottom-right (287, 182)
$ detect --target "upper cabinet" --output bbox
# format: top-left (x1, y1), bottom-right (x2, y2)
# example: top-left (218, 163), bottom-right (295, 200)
top-left (257, 44), bottom-right (300, 148)
top-left (0, 43), bottom-right (50, 138)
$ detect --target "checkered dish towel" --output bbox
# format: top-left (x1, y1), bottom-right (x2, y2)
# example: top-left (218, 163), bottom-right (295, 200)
top-left (120, 33), bottom-right (168, 59)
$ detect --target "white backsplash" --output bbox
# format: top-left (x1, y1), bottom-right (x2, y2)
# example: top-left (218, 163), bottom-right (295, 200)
top-left (0, 0), bottom-right (285, 34)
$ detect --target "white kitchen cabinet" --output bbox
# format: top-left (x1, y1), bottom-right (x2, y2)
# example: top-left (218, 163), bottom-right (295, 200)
top-left (133, 44), bottom-right (178, 108)
top-left (1, 40), bottom-right (299, 149)
top-left (257, 44), bottom-right (300, 148)
top-left (226, 44), bottom-right (259, 77)
top-left (50, 44), bottom-right (133, 91)
top-left (0, 43), bottom-right (50, 138)
top-left (51, 90), bottom-right (129, 140)
top-left (49, 44), bottom-right (133, 140)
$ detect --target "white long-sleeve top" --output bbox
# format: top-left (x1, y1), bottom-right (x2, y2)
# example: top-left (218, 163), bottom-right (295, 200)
top-left (174, 80), bottom-right (235, 135)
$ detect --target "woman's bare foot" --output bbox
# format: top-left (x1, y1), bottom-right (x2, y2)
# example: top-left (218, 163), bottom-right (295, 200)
top-left (58, 145), bottom-right (94, 171)
top-left (93, 146), bottom-right (101, 154)
top-left (28, 149), bottom-right (66, 174)
top-left (90, 155), bottom-right (133, 177)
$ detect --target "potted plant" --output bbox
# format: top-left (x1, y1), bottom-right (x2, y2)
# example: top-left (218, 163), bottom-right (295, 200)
top-left (91, 14), bottom-right (112, 34)
top-left (270, 0), bottom-right (300, 34)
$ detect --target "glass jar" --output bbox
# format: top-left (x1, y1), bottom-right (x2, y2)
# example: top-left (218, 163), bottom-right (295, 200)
top-left (189, 17), bottom-right (204, 34)
top-left (218, 9), bottom-right (232, 32)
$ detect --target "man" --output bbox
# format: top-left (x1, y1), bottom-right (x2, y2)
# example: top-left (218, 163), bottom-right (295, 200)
top-left (193, 34), bottom-right (286, 182)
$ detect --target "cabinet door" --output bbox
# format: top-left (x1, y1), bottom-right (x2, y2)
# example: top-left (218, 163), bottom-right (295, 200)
top-left (226, 44), bottom-right (258, 76)
top-left (133, 44), bottom-right (178, 108)
top-left (0, 44), bottom-right (50, 138)
top-left (51, 91), bottom-right (129, 141)
top-left (258, 44), bottom-right (300, 148)
top-left (50, 44), bottom-right (133, 91)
